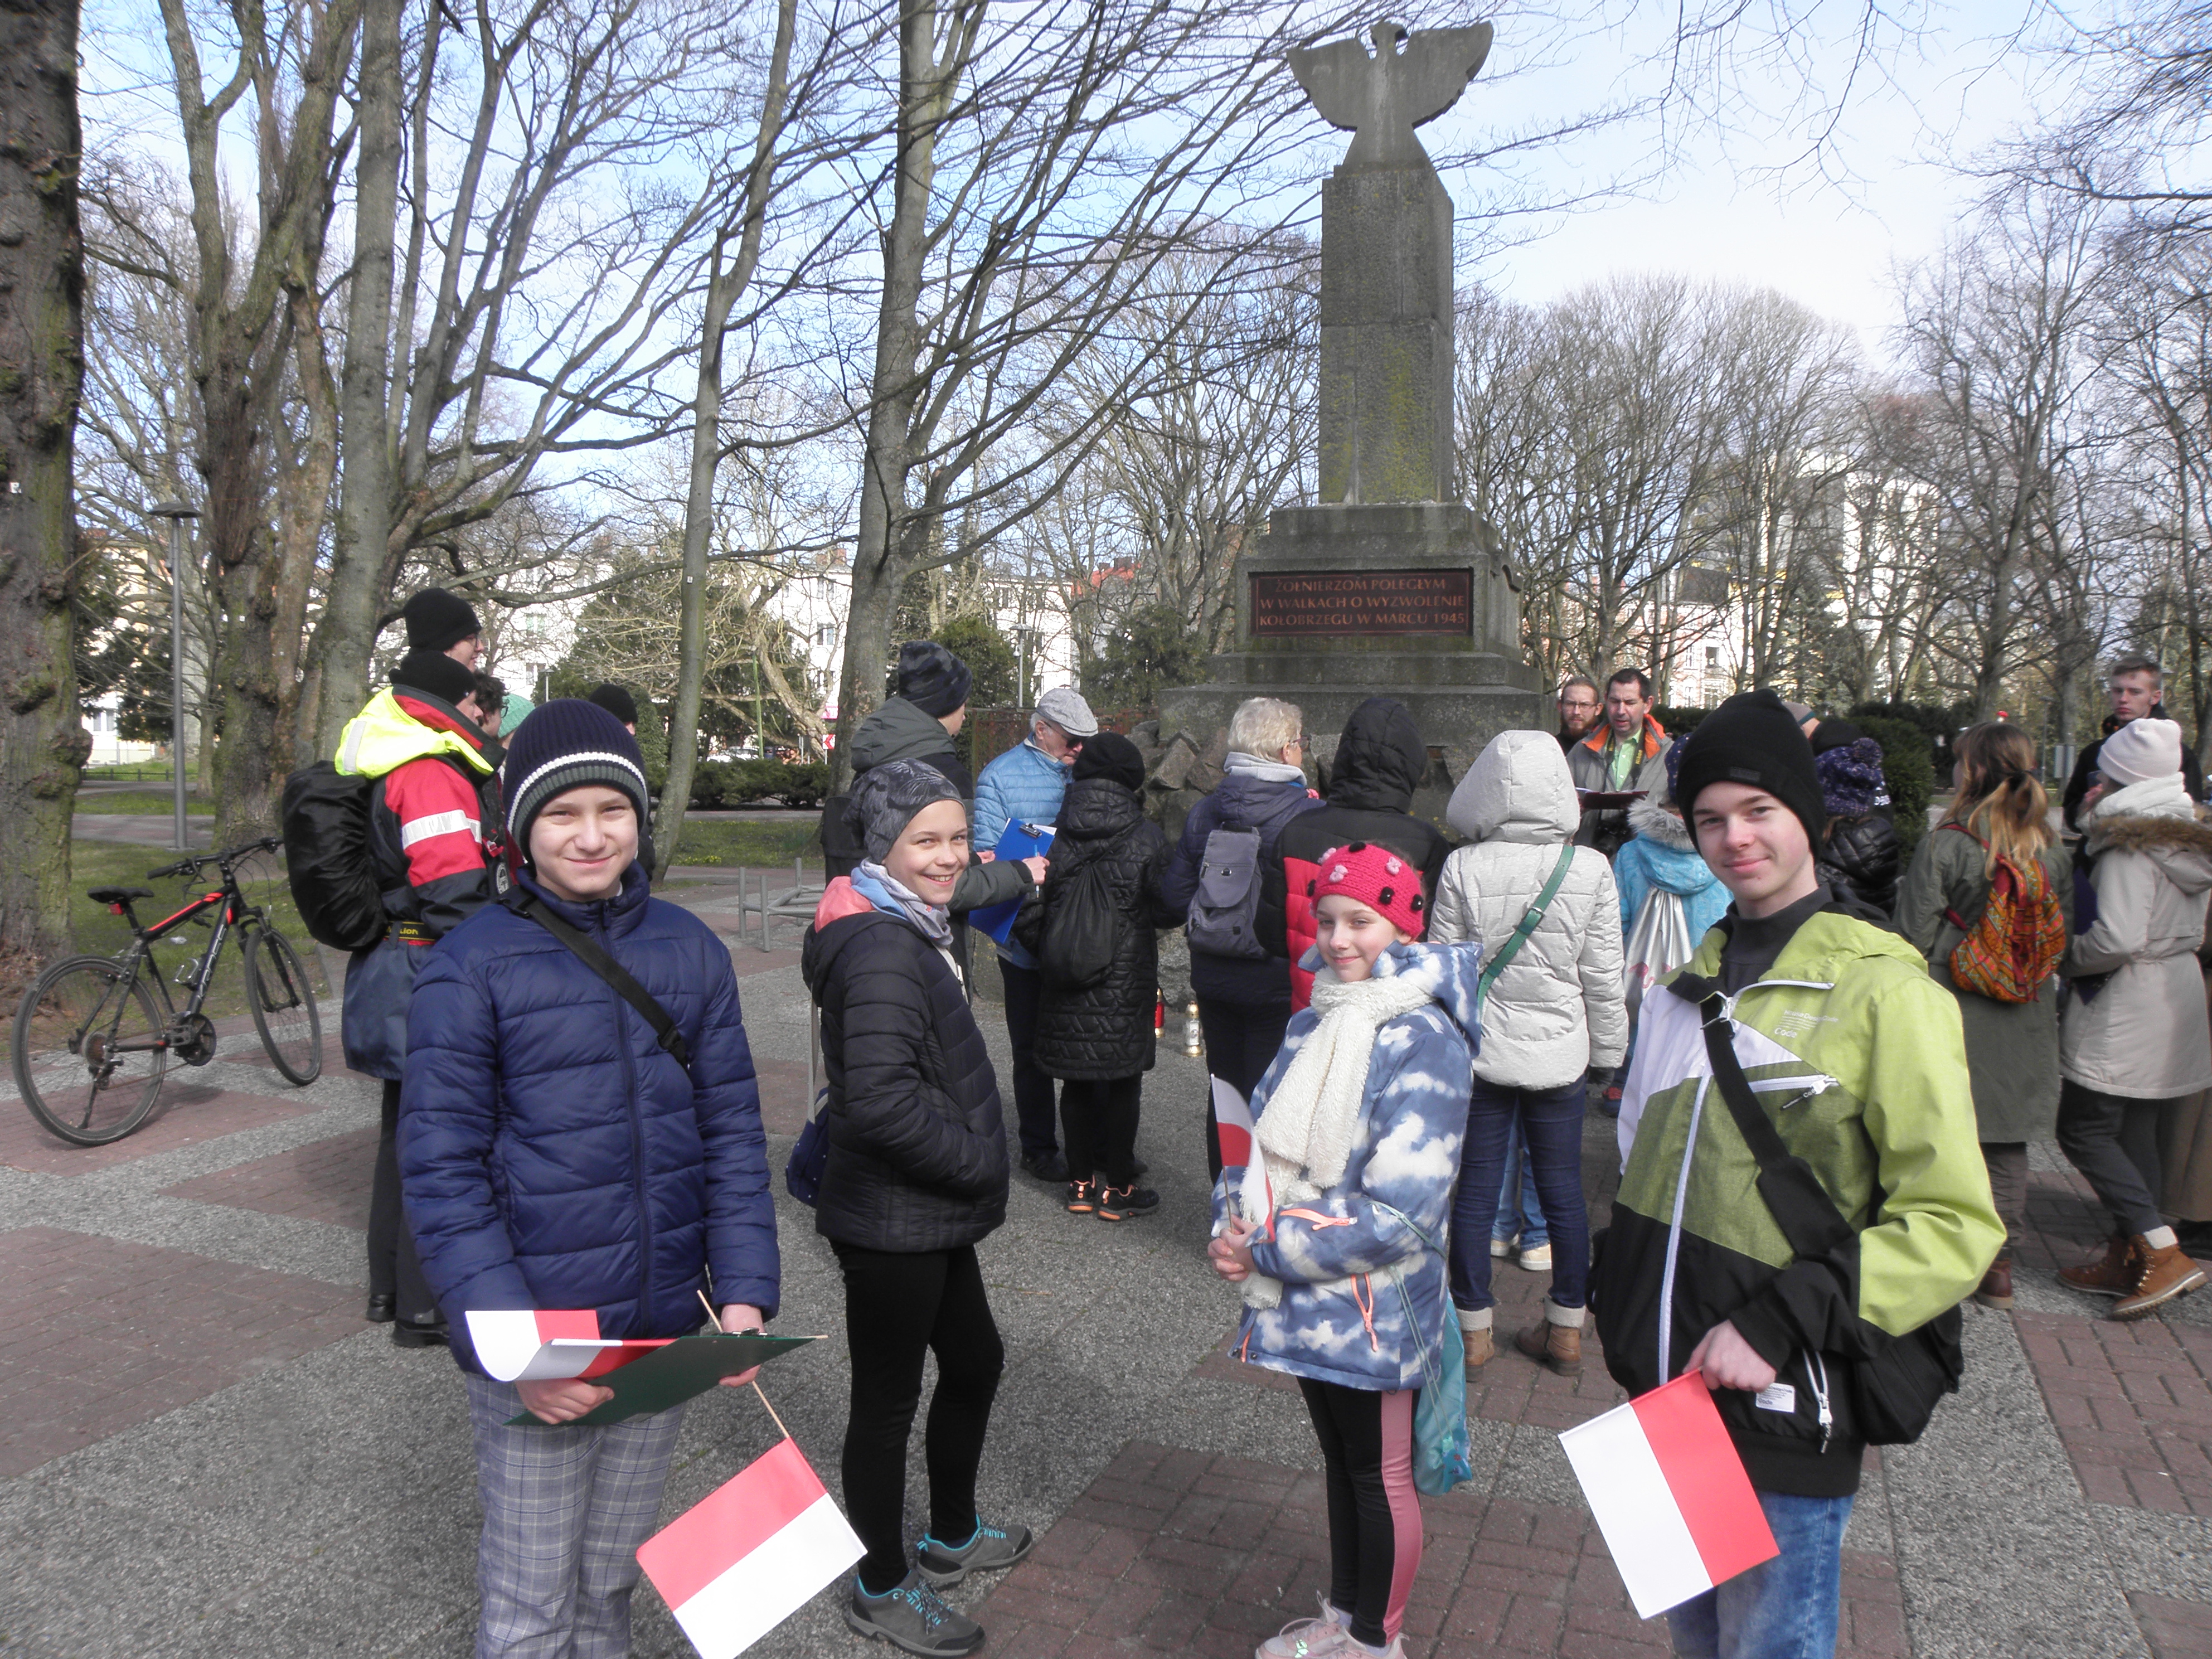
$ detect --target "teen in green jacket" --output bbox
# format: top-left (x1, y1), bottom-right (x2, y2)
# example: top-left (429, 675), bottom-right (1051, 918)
top-left (1595, 690), bottom-right (2001, 1659)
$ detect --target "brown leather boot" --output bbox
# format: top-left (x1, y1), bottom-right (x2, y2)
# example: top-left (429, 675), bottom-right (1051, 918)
top-left (1459, 1319), bottom-right (1493, 1367)
top-left (2058, 1235), bottom-right (2139, 1296)
top-left (1512, 1320), bottom-right (1583, 1376)
top-left (1975, 1256), bottom-right (2015, 1311)
top-left (2113, 1238), bottom-right (2209, 1321)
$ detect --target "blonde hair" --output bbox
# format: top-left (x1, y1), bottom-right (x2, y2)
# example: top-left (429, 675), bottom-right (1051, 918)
top-left (1945, 722), bottom-right (2051, 873)
top-left (1227, 697), bottom-right (1302, 762)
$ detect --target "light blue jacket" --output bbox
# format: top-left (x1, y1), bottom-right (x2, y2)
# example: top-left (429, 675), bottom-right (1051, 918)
top-left (1214, 942), bottom-right (1481, 1393)
top-left (973, 738), bottom-right (1071, 967)
top-left (1612, 797), bottom-right (1731, 945)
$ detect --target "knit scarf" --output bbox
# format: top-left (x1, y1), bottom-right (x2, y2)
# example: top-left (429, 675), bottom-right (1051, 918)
top-left (1242, 964), bottom-right (1430, 1311)
top-left (852, 860), bottom-right (954, 949)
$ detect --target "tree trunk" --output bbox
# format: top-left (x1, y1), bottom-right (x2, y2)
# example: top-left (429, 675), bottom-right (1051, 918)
top-left (0, 0), bottom-right (88, 965)
top-left (309, 0), bottom-right (401, 758)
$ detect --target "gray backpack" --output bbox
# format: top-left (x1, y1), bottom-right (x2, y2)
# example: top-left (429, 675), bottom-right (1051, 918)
top-left (1186, 827), bottom-right (1268, 959)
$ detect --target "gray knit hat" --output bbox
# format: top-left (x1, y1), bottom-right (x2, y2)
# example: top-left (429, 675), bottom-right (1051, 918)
top-left (844, 759), bottom-right (962, 862)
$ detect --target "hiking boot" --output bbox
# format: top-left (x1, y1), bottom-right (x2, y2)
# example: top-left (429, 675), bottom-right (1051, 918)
top-left (1257, 1597), bottom-right (1351, 1658)
top-left (1065, 1179), bottom-right (1098, 1215)
top-left (1020, 1149), bottom-right (1068, 1183)
top-left (1516, 1243), bottom-right (1554, 1272)
top-left (1096, 1185), bottom-right (1160, 1221)
top-left (1975, 1255), bottom-right (2015, 1311)
top-left (2059, 1234), bottom-right (2140, 1297)
top-left (916, 1520), bottom-right (1034, 1588)
top-left (845, 1570), bottom-right (984, 1657)
top-left (1514, 1320), bottom-right (1583, 1376)
top-left (1458, 1312), bottom-right (1493, 1367)
top-left (2113, 1238), bottom-right (2209, 1321)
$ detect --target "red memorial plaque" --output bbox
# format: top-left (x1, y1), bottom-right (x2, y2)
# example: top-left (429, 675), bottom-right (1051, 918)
top-left (1249, 569), bottom-right (1473, 637)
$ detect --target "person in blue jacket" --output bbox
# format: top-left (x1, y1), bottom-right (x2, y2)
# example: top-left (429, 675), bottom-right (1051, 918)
top-left (400, 700), bottom-right (779, 1659)
top-left (971, 685), bottom-right (1098, 1181)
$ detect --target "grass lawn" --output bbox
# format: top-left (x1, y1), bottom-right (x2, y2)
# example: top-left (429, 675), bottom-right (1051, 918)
top-left (75, 789), bottom-right (216, 816)
top-left (663, 816), bottom-right (821, 869)
top-left (30, 839), bottom-right (337, 1027)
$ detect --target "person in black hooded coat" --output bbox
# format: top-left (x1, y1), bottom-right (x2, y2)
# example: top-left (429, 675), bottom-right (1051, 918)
top-left (1272, 696), bottom-right (1452, 1010)
top-left (1013, 733), bottom-right (1180, 1219)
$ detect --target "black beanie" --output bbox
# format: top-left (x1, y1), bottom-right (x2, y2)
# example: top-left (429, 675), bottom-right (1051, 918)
top-left (501, 699), bottom-right (651, 851)
top-left (586, 683), bottom-right (640, 728)
top-left (1072, 730), bottom-right (1146, 793)
top-left (1674, 690), bottom-right (1827, 850)
top-left (401, 587), bottom-right (482, 654)
top-left (895, 641), bottom-right (973, 719)
top-left (392, 649), bottom-right (478, 709)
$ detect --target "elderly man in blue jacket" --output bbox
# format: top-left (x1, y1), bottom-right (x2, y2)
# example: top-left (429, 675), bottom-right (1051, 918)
top-left (973, 686), bottom-right (1097, 1182)
top-left (401, 700), bottom-right (779, 1659)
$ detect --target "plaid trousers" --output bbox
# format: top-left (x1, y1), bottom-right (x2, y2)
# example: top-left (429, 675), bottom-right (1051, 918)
top-left (463, 1372), bottom-right (687, 1659)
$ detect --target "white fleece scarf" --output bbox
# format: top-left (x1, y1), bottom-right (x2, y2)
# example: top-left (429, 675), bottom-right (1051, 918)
top-left (1243, 964), bottom-right (1430, 1310)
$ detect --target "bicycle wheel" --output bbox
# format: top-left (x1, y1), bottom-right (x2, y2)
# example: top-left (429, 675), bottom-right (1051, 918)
top-left (243, 927), bottom-right (322, 1085)
top-left (12, 955), bottom-right (169, 1145)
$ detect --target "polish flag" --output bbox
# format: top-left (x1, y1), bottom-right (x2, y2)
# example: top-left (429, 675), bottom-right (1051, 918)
top-left (1559, 1374), bottom-right (1779, 1618)
top-left (465, 1309), bottom-right (671, 1384)
top-left (637, 1436), bottom-right (865, 1658)
top-left (1211, 1076), bottom-right (1273, 1236)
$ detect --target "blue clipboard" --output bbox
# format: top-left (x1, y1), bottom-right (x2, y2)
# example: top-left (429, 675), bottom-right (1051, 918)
top-left (967, 822), bottom-right (1053, 944)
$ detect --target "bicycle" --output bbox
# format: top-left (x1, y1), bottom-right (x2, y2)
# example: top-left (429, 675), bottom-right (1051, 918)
top-left (11, 836), bottom-right (324, 1146)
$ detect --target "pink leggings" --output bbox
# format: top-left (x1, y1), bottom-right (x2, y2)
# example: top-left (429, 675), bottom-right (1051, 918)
top-left (1297, 1379), bottom-right (1422, 1647)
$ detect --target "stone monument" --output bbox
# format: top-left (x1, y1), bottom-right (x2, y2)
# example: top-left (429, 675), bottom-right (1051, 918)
top-left (1154, 21), bottom-right (1546, 813)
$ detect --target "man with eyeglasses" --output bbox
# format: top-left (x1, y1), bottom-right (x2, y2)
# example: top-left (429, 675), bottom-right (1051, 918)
top-left (1555, 677), bottom-right (1602, 754)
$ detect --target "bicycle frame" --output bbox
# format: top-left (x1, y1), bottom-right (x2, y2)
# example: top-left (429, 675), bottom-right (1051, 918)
top-left (105, 881), bottom-right (266, 1047)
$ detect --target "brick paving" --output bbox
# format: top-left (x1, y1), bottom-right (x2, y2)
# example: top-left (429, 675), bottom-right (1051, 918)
top-left (0, 1080), bottom-right (315, 1175)
top-left (159, 1126), bottom-right (379, 1230)
top-left (0, 1226), bottom-right (364, 1479)
top-left (968, 1442), bottom-right (1907, 1659)
top-left (2132, 1592), bottom-right (2212, 1659)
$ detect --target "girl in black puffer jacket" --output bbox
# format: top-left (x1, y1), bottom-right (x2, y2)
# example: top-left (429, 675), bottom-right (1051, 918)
top-left (1811, 730), bottom-right (1902, 918)
top-left (1015, 733), bottom-right (1182, 1220)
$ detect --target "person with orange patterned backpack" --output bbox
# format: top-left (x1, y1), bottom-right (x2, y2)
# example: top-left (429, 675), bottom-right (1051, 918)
top-left (1898, 722), bottom-right (2074, 1313)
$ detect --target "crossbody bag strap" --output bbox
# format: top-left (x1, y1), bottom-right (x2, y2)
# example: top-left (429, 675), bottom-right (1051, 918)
top-left (1669, 973), bottom-right (1853, 1261)
top-left (514, 892), bottom-right (692, 1073)
top-left (1475, 843), bottom-right (1579, 1009)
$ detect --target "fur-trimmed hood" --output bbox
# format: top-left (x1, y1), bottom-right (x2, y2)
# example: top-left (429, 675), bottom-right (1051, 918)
top-left (2086, 809), bottom-right (2212, 895)
top-left (1627, 794), bottom-right (1695, 852)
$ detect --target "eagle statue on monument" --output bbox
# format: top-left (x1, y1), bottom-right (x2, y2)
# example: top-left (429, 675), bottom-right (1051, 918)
top-left (1287, 21), bottom-right (1493, 169)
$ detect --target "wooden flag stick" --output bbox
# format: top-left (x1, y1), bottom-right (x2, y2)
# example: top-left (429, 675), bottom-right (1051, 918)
top-left (698, 1290), bottom-right (725, 1332)
top-left (751, 1380), bottom-right (792, 1440)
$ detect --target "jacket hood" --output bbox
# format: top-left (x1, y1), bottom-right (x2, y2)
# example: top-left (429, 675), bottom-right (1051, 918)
top-left (1209, 768), bottom-right (1314, 829)
top-left (1446, 729), bottom-right (1577, 844)
top-left (1375, 940), bottom-right (1485, 1047)
top-left (1627, 794), bottom-right (1695, 851)
top-left (1055, 775), bottom-right (1145, 841)
top-left (1624, 797), bottom-right (1721, 894)
top-left (336, 687), bottom-right (495, 780)
top-left (1326, 697), bottom-right (1426, 812)
top-left (2087, 802), bottom-right (2212, 895)
top-left (849, 697), bottom-right (958, 773)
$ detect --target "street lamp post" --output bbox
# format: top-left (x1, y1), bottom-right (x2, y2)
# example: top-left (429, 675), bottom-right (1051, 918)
top-left (148, 501), bottom-right (200, 852)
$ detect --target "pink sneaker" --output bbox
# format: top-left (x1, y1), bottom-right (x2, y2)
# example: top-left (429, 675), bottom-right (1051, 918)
top-left (1257, 1599), bottom-right (1351, 1658)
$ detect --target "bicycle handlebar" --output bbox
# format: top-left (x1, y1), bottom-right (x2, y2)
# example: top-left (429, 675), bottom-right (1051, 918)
top-left (148, 836), bottom-right (284, 882)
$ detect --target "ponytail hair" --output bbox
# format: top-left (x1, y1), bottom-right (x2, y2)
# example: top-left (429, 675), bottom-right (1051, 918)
top-left (1944, 722), bottom-right (2051, 873)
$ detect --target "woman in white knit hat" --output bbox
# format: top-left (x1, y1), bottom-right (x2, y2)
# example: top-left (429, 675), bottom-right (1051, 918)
top-left (2055, 717), bottom-right (2212, 1318)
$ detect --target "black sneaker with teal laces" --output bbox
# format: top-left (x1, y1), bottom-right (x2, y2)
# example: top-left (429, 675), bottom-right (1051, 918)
top-left (845, 1569), bottom-right (984, 1656)
top-left (916, 1520), bottom-right (1035, 1589)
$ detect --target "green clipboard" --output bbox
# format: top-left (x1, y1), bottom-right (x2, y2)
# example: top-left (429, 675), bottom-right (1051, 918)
top-left (505, 1332), bottom-right (818, 1427)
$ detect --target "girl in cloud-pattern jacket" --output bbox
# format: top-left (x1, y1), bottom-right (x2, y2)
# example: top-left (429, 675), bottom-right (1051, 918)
top-left (1209, 842), bottom-right (1479, 1659)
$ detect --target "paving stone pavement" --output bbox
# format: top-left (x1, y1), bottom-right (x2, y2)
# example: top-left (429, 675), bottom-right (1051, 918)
top-left (1, 869), bottom-right (2209, 1656)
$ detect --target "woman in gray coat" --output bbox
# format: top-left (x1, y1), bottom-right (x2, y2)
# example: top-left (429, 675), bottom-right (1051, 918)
top-left (1897, 722), bottom-right (2072, 1311)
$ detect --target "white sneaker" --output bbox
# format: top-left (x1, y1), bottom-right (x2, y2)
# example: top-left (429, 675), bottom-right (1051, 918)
top-left (1490, 1234), bottom-right (1516, 1258)
top-left (1257, 1599), bottom-right (1351, 1658)
top-left (1517, 1243), bottom-right (1553, 1271)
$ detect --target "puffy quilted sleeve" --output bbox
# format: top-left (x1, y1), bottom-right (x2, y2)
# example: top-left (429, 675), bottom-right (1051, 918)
top-left (399, 939), bottom-right (535, 1318)
top-left (687, 938), bottom-right (780, 1320)
top-left (1581, 856), bottom-right (1628, 1072)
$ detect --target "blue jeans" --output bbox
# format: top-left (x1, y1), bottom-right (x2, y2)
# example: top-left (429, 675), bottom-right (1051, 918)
top-left (1666, 1490), bottom-right (1853, 1659)
top-left (1491, 1117), bottom-right (1549, 1249)
top-left (1448, 1076), bottom-right (1588, 1312)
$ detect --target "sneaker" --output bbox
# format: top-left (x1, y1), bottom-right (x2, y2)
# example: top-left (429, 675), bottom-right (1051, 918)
top-left (1065, 1179), bottom-right (1098, 1215)
top-left (2113, 1238), bottom-right (2209, 1321)
top-left (917, 1520), bottom-right (1034, 1588)
top-left (1975, 1255), bottom-right (2015, 1311)
top-left (1512, 1320), bottom-right (1582, 1375)
top-left (1097, 1185), bottom-right (1160, 1221)
top-left (1257, 1597), bottom-right (1352, 1658)
top-left (1021, 1149), bottom-right (1068, 1183)
top-left (1516, 1243), bottom-right (1553, 1272)
top-left (2059, 1234), bottom-right (2139, 1297)
top-left (846, 1570), bottom-right (984, 1656)
top-left (1489, 1234), bottom-right (1516, 1258)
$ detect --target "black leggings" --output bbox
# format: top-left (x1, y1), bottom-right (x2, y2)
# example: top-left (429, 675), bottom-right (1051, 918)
top-left (832, 1241), bottom-right (1006, 1594)
top-left (1059, 1075), bottom-right (1142, 1186)
top-left (1297, 1378), bottom-right (1422, 1648)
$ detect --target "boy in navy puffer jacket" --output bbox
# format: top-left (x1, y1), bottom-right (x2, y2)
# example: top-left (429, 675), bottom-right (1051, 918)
top-left (401, 701), bottom-right (779, 1659)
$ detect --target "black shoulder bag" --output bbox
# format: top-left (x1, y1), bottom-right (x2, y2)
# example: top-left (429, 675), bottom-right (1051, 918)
top-left (513, 892), bottom-right (691, 1074)
top-left (1674, 973), bottom-right (1964, 1445)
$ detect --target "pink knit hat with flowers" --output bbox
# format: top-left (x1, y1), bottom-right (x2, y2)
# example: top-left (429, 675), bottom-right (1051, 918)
top-left (1312, 842), bottom-right (1428, 939)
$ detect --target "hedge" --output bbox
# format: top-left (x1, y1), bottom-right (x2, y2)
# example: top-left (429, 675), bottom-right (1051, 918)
top-left (688, 759), bottom-right (828, 811)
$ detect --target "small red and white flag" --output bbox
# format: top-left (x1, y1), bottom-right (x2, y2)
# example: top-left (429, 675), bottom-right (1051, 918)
top-left (1211, 1076), bottom-right (1273, 1236)
top-left (465, 1309), bottom-right (669, 1384)
top-left (637, 1436), bottom-right (865, 1658)
top-left (1559, 1374), bottom-right (1779, 1619)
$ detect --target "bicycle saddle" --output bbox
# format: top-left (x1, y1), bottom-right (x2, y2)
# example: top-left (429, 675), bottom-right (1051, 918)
top-left (88, 886), bottom-right (154, 905)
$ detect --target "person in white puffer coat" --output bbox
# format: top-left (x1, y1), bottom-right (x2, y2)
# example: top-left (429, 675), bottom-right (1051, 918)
top-left (1428, 729), bottom-right (1627, 1374)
